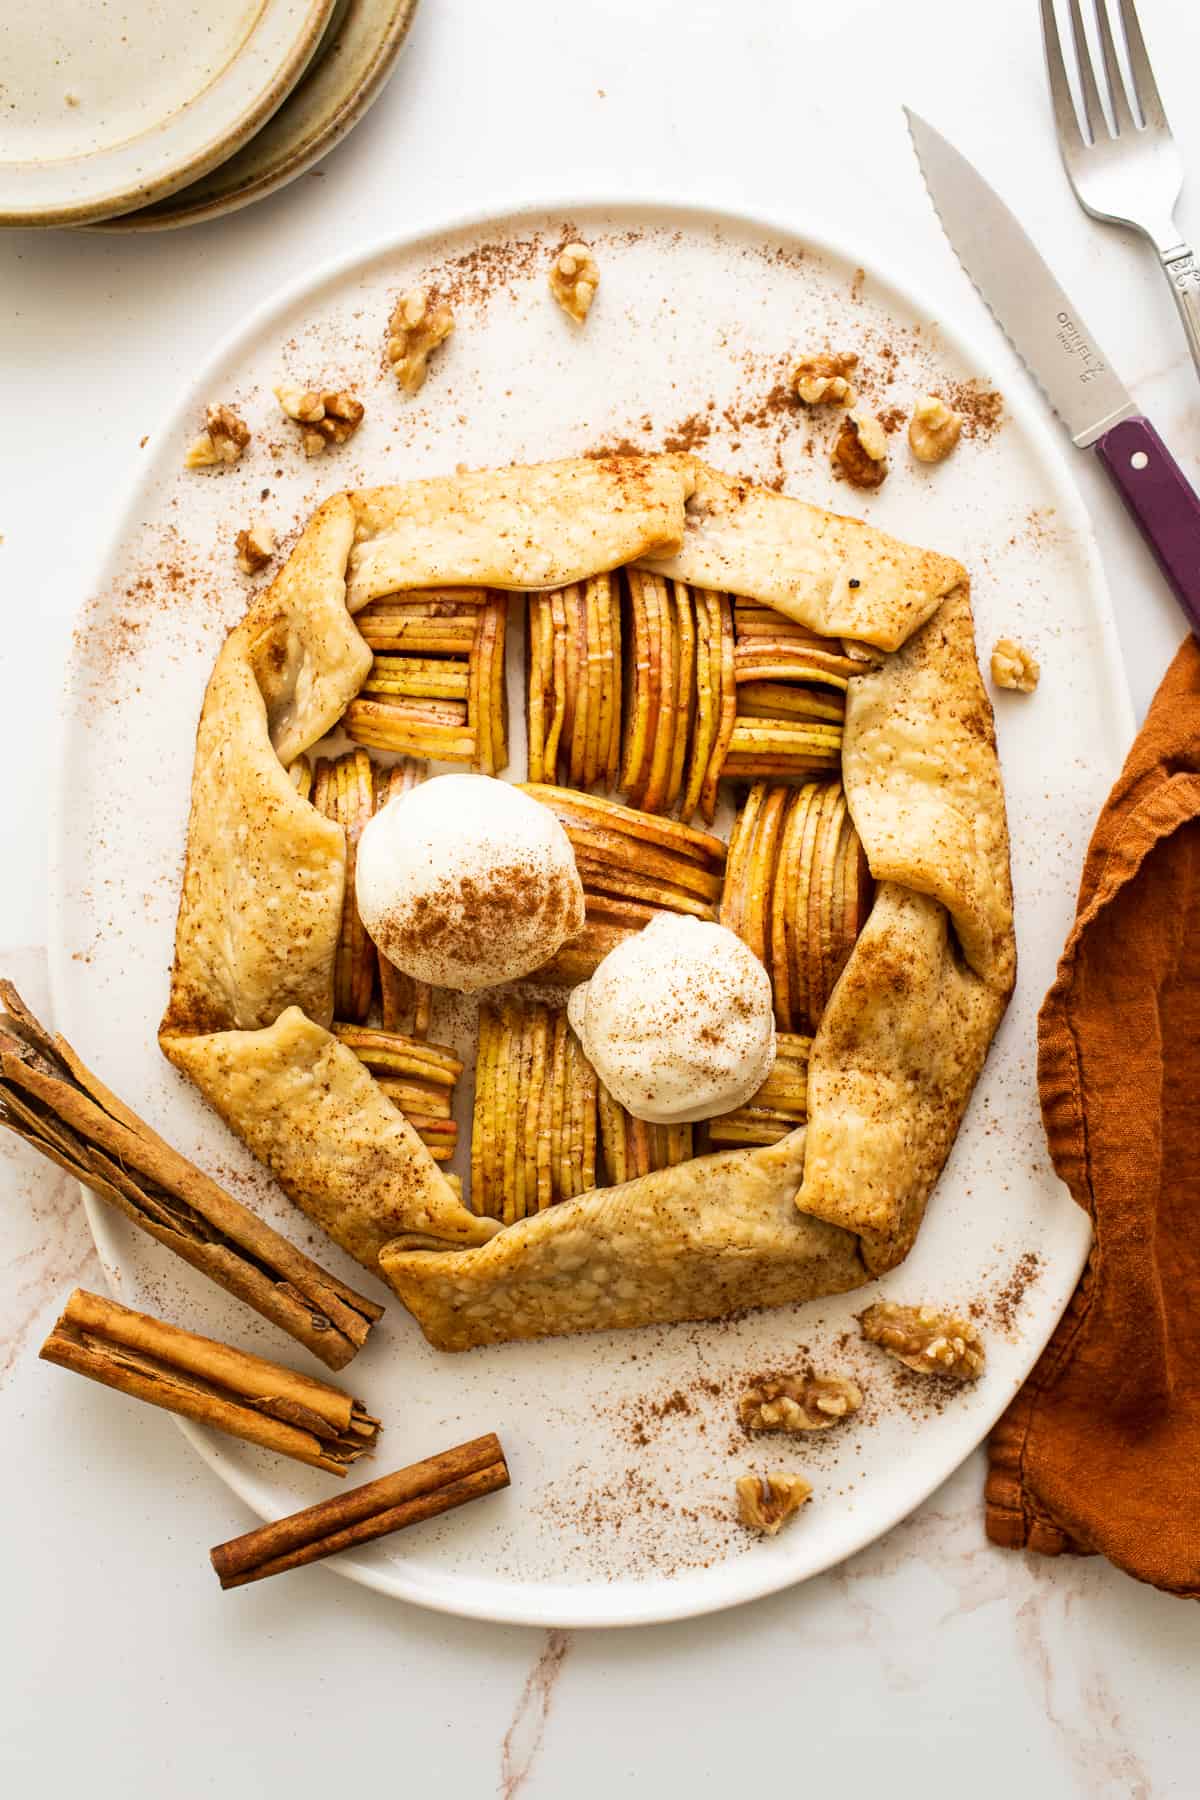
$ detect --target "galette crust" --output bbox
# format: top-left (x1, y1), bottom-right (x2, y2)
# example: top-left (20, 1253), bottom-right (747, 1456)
top-left (159, 454), bottom-right (1014, 1341)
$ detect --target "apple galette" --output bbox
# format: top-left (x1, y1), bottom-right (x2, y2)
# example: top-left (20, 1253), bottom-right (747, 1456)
top-left (160, 453), bottom-right (1014, 1351)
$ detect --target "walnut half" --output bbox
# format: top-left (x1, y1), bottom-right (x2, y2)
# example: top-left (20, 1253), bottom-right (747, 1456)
top-left (991, 638), bottom-right (1040, 693)
top-left (908, 394), bottom-right (962, 463)
top-left (739, 1372), bottom-right (862, 1432)
top-left (386, 289), bottom-right (454, 395)
top-left (860, 1301), bottom-right (986, 1380)
top-left (184, 404), bottom-right (250, 470)
top-left (736, 1472), bottom-right (813, 1536)
top-left (549, 242), bottom-right (600, 323)
top-left (274, 384), bottom-right (365, 456)
top-left (792, 350), bottom-right (858, 406)
top-left (831, 408), bottom-right (888, 489)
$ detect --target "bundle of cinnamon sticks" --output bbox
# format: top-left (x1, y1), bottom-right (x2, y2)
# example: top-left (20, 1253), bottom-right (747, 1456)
top-left (14, 981), bottom-right (514, 1584)
top-left (41, 1289), bottom-right (380, 1474)
top-left (0, 981), bottom-right (382, 1369)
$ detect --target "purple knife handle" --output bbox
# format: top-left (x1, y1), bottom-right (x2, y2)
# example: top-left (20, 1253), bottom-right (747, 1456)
top-left (1093, 416), bottom-right (1200, 639)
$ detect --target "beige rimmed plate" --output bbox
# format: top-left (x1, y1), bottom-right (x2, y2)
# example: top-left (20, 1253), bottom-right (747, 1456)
top-left (89, 0), bottom-right (419, 233)
top-left (0, 0), bottom-right (336, 229)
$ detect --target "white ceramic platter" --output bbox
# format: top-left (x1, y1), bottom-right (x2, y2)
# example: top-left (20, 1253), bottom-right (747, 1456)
top-left (50, 202), bottom-right (1132, 1627)
top-left (0, 0), bottom-right (335, 227)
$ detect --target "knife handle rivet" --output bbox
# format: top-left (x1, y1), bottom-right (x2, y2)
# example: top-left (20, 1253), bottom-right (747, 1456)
top-left (1130, 451), bottom-right (1149, 471)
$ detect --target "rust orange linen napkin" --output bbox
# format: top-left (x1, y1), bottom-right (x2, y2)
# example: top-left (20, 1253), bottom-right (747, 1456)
top-left (985, 637), bottom-right (1200, 1595)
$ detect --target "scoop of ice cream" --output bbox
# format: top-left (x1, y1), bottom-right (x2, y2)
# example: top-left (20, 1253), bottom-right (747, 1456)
top-left (567, 913), bottom-right (775, 1124)
top-left (355, 774), bottom-right (585, 992)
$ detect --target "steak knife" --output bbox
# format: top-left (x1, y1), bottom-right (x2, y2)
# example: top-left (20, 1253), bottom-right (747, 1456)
top-left (906, 108), bottom-right (1200, 639)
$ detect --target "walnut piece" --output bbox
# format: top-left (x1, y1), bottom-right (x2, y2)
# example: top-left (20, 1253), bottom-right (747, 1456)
top-left (274, 385), bottom-right (365, 456)
top-left (184, 404), bottom-right (250, 470)
top-left (386, 289), bottom-right (454, 395)
top-left (549, 242), bottom-right (600, 323)
top-left (234, 519), bottom-right (275, 576)
top-left (908, 393), bottom-right (962, 463)
top-left (792, 350), bottom-right (858, 406)
top-left (739, 1371), bottom-right (862, 1433)
top-left (735, 1472), bottom-right (813, 1535)
top-left (860, 1301), bottom-right (986, 1380)
top-left (831, 408), bottom-right (888, 489)
top-left (274, 381), bottom-right (325, 424)
top-left (991, 638), bottom-right (1040, 693)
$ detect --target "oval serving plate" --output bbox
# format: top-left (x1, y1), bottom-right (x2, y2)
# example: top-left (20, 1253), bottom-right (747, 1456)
top-left (50, 200), bottom-right (1131, 1626)
top-left (88, 0), bottom-right (419, 233)
top-left (0, 0), bottom-right (336, 228)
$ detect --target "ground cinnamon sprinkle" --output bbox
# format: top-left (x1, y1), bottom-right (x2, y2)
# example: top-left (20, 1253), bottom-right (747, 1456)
top-left (945, 379), bottom-right (1004, 441)
top-left (992, 1251), bottom-right (1043, 1329)
top-left (417, 234), bottom-right (549, 312)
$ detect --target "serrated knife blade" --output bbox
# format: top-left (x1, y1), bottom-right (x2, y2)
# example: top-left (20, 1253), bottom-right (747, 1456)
top-left (905, 108), bottom-right (1200, 639)
top-left (905, 108), bottom-right (1134, 447)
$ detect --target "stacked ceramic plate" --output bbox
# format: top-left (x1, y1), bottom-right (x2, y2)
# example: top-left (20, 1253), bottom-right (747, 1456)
top-left (0, 0), bottom-right (417, 230)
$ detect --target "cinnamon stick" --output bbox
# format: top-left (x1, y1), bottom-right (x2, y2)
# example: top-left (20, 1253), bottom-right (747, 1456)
top-left (40, 1289), bottom-right (380, 1475)
top-left (211, 1433), bottom-right (510, 1587)
top-left (0, 981), bottom-right (383, 1370)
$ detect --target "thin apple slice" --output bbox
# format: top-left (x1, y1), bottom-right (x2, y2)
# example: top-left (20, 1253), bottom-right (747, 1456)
top-left (598, 1081), bottom-right (626, 1185)
top-left (804, 785), bottom-right (843, 1027)
top-left (572, 859), bottom-right (717, 919)
top-left (526, 594), bottom-right (547, 785)
top-left (824, 812), bottom-right (850, 1007)
top-left (499, 1002), bottom-right (521, 1226)
top-left (534, 1009), bottom-right (555, 1212)
top-left (737, 681), bottom-right (846, 723)
top-left (681, 584), bottom-right (716, 823)
top-left (605, 575), bottom-right (623, 790)
top-left (587, 575), bottom-right (608, 789)
top-left (476, 1003), bottom-right (502, 1219)
top-left (547, 1011), bottom-right (567, 1204)
top-left (742, 784), bottom-right (789, 971)
top-left (701, 591), bottom-right (737, 823)
top-left (489, 593), bottom-right (509, 772)
top-left (821, 793), bottom-right (850, 1018)
top-left (785, 782), bottom-right (822, 1032)
top-left (727, 721), bottom-right (842, 756)
top-left (719, 781), bottom-right (767, 936)
top-left (522, 783), bottom-right (725, 864)
top-left (619, 568), bottom-right (652, 797)
top-left (584, 894), bottom-right (659, 929)
top-left (512, 1006), bottom-right (534, 1222)
top-left (557, 821), bottom-right (721, 900)
top-left (837, 816), bottom-right (874, 974)
top-left (574, 579), bottom-right (593, 787)
top-left (562, 580), bottom-right (584, 786)
top-left (769, 790), bottom-right (802, 1030)
top-left (579, 1047), bottom-right (598, 1192)
top-left (666, 580), bottom-right (695, 814)
top-left (637, 571), bottom-right (673, 812)
top-left (470, 1004), bottom-right (491, 1214)
top-left (363, 656), bottom-right (470, 700)
top-left (542, 588), bottom-right (568, 783)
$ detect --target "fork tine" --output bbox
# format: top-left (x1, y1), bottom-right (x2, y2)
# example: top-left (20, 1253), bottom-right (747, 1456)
top-left (1116, 0), bottom-right (1169, 131)
top-left (1094, 0), bottom-right (1136, 135)
top-left (1067, 0), bottom-right (1109, 143)
top-left (1040, 0), bottom-right (1088, 153)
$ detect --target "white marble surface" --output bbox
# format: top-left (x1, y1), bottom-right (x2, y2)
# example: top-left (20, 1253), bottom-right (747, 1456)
top-left (3, 0), bottom-right (1199, 1793)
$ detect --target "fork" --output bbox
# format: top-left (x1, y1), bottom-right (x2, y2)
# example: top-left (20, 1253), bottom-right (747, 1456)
top-left (1041, 0), bottom-right (1200, 381)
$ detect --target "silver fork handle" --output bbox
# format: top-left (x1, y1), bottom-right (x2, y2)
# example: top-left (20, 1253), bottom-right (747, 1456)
top-left (1161, 245), bottom-right (1200, 382)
